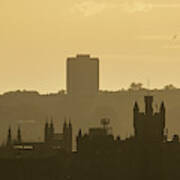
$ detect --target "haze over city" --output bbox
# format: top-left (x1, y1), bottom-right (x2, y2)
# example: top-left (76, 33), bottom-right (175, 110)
top-left (1, 0), bottom-right (180, 94)
top-left (2, 1), bottom-right (180, 180)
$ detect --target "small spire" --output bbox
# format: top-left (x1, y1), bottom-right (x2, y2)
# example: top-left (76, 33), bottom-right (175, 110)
top-left (116, 136), bottom-right (121, 141)
top-left (78, 129), bottom-right (82, 137)
top-left (50, 116), bottom-right (54, 135)
top-left (8, 126), bottom-right (11, 135)
top-left (45, 117), bottom-right (49, 128)
top-left (69, 117), bottom-right (72, 126)
top-left (7, 126), bottom-right (12, 146)
top-left (18, 125), bottom-right (20, 132)
top-left (45, 121), bottom-right (48, 126)
top-left (17, 126), bottom-right (21, 143)
top-left (50, 117), bottom-right (54, 127)
top-left (161, 101), bottom-right (165, 108)
top-left (134, 101), bottom-right (139, 111)
top-left (63, 117), bottom-right (67, 134)
top-left (45, 116), bottom-right (49, 125)
top-left (51, 116), bottom-right (53, 122)
top-left (63, 117), bottom-right (67, 132)
top-left (160, 101), bottom-right (165, 111)
top-left (49, 115), bottom-right (54, 127)
top-left (64, 117), bottom-right (67, 126)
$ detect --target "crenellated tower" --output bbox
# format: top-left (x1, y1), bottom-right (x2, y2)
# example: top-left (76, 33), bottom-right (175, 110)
top-left (44, 117), bottom-right (72, 153)
top-left (133, 96), bottom-right (166, 143)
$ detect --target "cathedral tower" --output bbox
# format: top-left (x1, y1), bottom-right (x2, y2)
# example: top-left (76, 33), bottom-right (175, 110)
top-left (133, 96), bottom-right (166, 143)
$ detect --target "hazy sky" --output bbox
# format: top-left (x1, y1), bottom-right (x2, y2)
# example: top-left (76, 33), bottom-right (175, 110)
top-left (1, 0), bottom-right (180, 94)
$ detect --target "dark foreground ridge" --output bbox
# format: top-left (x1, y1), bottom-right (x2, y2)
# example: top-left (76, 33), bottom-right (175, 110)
top-left (0, 95), bottom-right (180, 180)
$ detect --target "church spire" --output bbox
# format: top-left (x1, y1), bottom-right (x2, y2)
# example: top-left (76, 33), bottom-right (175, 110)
top-left (7, 126), bottom-right (12, 146)
top-left (133, 101), bottom-right (139, 112)
top-left (160, 101), bottom-right (165, 112)
top-left (17, 126), bottom-right (21, 143)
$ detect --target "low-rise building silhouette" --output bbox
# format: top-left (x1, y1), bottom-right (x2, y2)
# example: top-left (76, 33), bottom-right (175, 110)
top-left (77, 118), bottom-right (114, 154)
top-left (2, 95), bottom-right (180, 180)
top-left (7, 118), bottom-right (72, 153)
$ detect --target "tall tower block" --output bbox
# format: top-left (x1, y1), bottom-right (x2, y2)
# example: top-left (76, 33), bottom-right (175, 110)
top-left (67, 54), bottom-right (99, 95)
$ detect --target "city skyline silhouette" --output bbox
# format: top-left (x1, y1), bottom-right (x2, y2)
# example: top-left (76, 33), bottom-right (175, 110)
top-left (1, 92), bottom-right (180, 180)
top-left (1, 0), bottom-right (180, 179)
top-left (0, 54), bottom-right (179, 144)
top-left (0, 55), bottom-right (179, 180)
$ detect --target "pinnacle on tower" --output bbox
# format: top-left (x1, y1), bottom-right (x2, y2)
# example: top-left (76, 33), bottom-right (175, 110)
top-left (160, 101), bottom-right (165, 112)
top-left (134, 101), bottom-right (139, 112)
top-left (69, 117), bottom-right (72, 128)
top-left (7, 126), bottom-right (12, 146)
top-left (144, 96), bottom-right (153, 115)
top-left (17, 126), bottom-right (21, 143)
top-left (63, 118), bottom-right (67, 128)
top-left (78, 129), bottom-right (82, 137)
top-left (50, 117), bottom-right (54, 129)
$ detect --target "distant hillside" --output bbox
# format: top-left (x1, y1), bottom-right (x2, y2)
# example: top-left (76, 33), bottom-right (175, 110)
top-left (0, 89), bottom-right (180, 149)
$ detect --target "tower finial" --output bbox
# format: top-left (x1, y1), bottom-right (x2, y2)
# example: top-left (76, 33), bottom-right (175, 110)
top-left (69, 117), bottom-right (71, 124)
top-left (63, 117), bottom-right (67, 129)
top-left (7, 126), bottom-right (12, 146)
top-left (160, 101), bottom-right (165, 110)
top-left (46, 116), bottom-right (49, 123)
top-left (50, 116), bottom-right (54, 135)
top-left (51, 116), bottom-right (53, 122)
top-left (134, 101), bottom-right (139, 112)
top-left (144, 96), bottom-right (153, 115)
top-left (17, 126), bottom-right (21, 143)
top-left (69, 118), bottom-right (72, 128)
top-left (64, 117), bottom-right (67, 124)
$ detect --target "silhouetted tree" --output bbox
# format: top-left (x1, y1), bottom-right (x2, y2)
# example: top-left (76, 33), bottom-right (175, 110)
top-left (129, 82), bottom-right (143, 91)
top-left (164, 84), bottom-right (177, 90)
top-left (58, 90), bottom-right (66, 95)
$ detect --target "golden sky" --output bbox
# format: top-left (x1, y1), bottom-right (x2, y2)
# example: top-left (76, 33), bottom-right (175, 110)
top-left (0, 0), bottom-right (180, 93)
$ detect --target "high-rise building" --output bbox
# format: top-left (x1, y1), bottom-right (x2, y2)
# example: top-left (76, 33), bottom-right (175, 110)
top-left (67, 54), bottom-right (99, 95)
